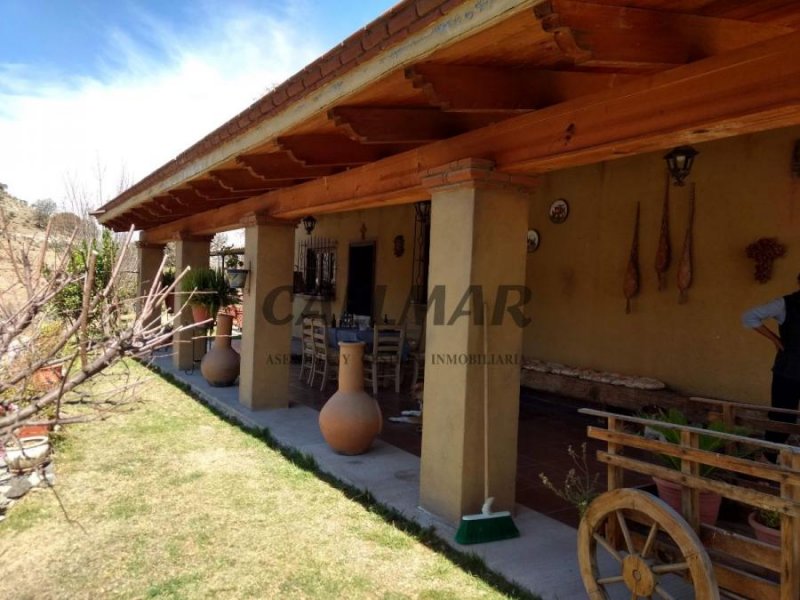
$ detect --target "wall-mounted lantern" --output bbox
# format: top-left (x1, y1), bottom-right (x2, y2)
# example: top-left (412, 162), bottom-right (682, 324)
top-left (302, 215), bottom-right (317, 235)
top-left (663, 146), bottom-right (699, 186)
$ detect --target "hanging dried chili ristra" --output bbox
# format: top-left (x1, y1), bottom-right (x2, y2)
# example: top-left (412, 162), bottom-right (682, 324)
top-left (677, 183), bottom-right (695, 304)
top-left (623, 202), bottom-right (640, 314)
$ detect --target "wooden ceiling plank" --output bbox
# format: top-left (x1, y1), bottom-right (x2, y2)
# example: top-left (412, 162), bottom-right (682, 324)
top-left (137, 29), bottom-right (800, 242)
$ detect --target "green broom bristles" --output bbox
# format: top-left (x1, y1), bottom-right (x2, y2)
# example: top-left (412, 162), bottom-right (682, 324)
top-left (455, 510), bottom-right (520, 545)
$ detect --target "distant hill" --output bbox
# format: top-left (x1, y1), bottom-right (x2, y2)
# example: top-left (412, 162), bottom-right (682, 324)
top-left (0, 185), bottom-right (37, 229)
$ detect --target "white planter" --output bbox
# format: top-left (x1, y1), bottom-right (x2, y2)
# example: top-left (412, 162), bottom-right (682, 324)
top-left (5, 436), bottom-right (50, 471)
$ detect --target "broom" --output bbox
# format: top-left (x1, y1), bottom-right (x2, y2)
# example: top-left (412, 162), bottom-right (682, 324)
top-left (455, 303), bottom-right (520, 545)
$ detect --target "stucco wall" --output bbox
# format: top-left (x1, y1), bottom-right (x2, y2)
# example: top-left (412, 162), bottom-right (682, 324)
top-left (524, 126), bottom-right (800, 405)
top-left (291, 203), bottom-right (420, 334)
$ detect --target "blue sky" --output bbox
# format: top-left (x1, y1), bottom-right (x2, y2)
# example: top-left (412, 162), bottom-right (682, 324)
top-left (0, 0), bottom-right (397, 206)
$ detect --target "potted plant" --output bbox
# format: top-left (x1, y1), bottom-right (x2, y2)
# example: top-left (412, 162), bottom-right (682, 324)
top-left (645, 408), bottom-right (747, 526)
top-left (180, 268), bottom-right (235, 323)
top-left (748, 508), bottom-right (780, 546)
top-left (539, 443), bottom-right (601, 518)
top-left (160, 268), bottom-right (176, 312)
top-left (226, 260), bottom-right (248, 289)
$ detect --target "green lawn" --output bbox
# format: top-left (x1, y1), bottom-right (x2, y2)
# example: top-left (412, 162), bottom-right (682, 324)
top-left (0, 363), bottom-right (531, 599)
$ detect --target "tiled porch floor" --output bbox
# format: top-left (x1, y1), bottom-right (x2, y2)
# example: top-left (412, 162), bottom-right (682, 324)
top-left (287, 363), bottom-right (650, 529)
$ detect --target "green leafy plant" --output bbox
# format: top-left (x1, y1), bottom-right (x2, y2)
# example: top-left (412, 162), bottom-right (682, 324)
top-left (644, 408), bottom-right (750, 477)
top-left (160, 268), bottom-right (175, 288)
top-left (51, 228), bottom-right (120, 321)
top-left (755, 508), bottom-right (780, 529)
top-left (539, 443), bottom-right (600, 517)
top-left (180, 268), bottom-right (235, 315)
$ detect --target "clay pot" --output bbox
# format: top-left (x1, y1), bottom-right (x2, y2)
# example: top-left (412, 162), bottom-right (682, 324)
top-left (200, 313), bottom-right (240, 386)
top-left (5, 436), bottom-right (50, 472)
top-left (15, 424), bottom-right (50, 438)
top-left (748, 512), bottom-right (780, 546)
top-left (653, 477), bottom-right (722, 525)
top-left (319, 342), bottom-right (382, 455)
top-left (191, 304), bottom-right (212, 324)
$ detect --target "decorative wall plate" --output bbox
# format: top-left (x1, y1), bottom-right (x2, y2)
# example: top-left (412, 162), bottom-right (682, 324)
top-left (549, 198), bottom-right (569, 224)
top-left (527, 229), bottom-right (540, 253)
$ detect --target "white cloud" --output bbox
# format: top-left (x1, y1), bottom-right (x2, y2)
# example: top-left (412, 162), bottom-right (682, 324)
top-left (0, 3), bottom-right (323, 208)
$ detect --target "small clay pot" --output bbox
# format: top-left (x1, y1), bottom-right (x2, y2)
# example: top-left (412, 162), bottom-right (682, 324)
top-left (191, 304), bottom-right (212, 324)
top-left (200, 313), bottom-right (240, 386)
top-left (748, 512), bottom-right (780, 546)
top-left (319, 342), bottom-right (382, 455)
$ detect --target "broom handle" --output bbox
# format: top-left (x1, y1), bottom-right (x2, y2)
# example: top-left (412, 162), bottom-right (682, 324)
top-left (483, 302), bottom-right (490, 502)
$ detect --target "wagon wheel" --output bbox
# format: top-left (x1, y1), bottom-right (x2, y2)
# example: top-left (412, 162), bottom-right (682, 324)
top-left (577, 488), bottom-right (718, 600)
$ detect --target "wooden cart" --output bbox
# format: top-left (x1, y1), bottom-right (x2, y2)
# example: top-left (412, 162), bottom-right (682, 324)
top-left (576, 408), bottom-right (800, 600)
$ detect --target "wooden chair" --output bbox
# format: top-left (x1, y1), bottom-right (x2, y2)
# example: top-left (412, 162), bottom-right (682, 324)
top-left (408, 320), bottom-right (426, 390)
top-left (309, 318), bottom-right (338, 391)
top-left (364, 324), bottom-right (405, 396)
top-left (299, 316), bottom-right (315, 383)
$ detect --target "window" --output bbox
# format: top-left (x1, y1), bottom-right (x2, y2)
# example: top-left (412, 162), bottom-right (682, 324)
top-left (295, 236), bottom-right (337, 298)
top-left (411, 201), bottom-right (431, 305)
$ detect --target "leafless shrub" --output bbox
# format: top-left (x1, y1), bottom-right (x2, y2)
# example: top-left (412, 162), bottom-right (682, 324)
top-left (0, 209), bottom-right (192, 442)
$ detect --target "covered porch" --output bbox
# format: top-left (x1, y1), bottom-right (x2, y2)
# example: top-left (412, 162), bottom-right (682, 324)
top-left (97, 1), bottom-right (800, 591)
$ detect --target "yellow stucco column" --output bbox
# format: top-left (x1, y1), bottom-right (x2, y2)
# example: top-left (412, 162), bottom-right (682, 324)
top-left (419, 159), bottom-right (535, 525)
top-left (136, 241), bottom-right (165, 313)
top-left (173, 234), bottom-right (212, 371)
top-left (238, 214), bottom-right (295, 410)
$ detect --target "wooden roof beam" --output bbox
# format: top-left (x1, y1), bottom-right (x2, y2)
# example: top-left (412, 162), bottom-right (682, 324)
top-left (276, 134), bottom-right (395, 166)
top-left (208, 168), bottom-right (295, 192)
top-left (328, 106), bottom-right (517, 143)
top-left (235, 152), bottom-right (339, 181)
top-left (187, 178), bottom-right (273, 201)
top-left (406, 65), bottom-right (639, 112)
top-left (330, 106), bottom-right (459, 144)
top-left (536, 0), bottom-right (795, 72)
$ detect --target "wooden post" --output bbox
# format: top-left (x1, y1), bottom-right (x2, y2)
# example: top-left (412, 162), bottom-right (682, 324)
top-left (681, 430), bottom-right (700, 531)
top-left (606, 416), bottom-right (624, 549)
top-left (779, 450), bottom-right (800, 600)
top-left (722, 402), bottom-right (736, 456)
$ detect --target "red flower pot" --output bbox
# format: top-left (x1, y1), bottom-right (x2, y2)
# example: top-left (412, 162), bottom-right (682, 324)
top-left (15, 424), bottom-right (50, 438)
top-left (653, 477), bottom-right (722, 526)
top-left (191, 305), bottom-right (212, 324)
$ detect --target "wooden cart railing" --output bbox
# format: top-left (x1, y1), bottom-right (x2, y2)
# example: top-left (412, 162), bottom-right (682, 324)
top-left (579, 408), bottom-right (800, 600)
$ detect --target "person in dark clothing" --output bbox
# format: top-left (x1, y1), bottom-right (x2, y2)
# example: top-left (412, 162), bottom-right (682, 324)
top-left (742, 273), bottom-right (800, 450)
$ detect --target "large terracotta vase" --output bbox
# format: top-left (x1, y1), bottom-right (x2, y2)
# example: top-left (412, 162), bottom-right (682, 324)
top-left (653, 476), bottom-right (722, 525)
top-left (319, 342), bottom-right (382, 455)
top-left (200, 313), bottom-right (240, 386)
